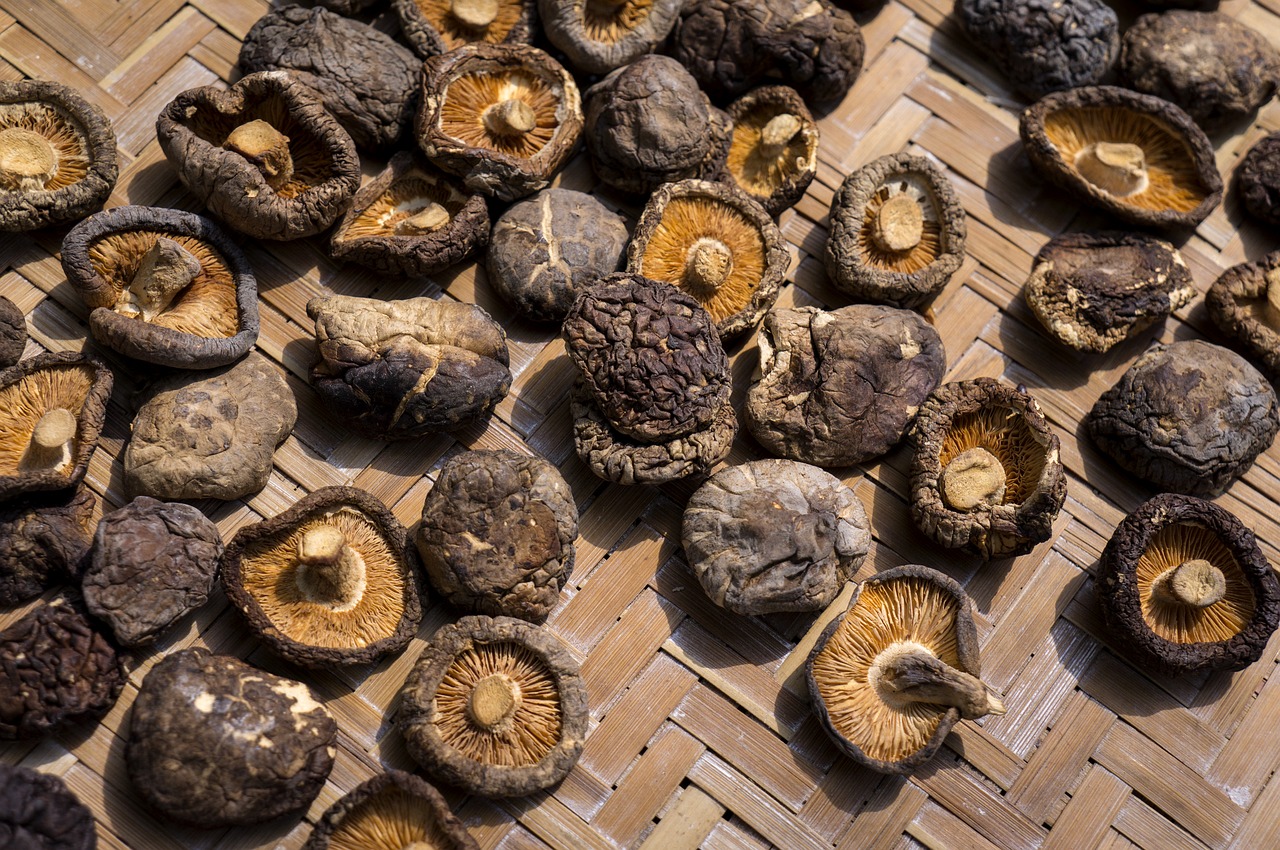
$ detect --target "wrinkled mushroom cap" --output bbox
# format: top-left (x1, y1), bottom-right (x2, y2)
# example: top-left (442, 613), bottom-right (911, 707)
top-left (1237, 132), bottom-right (1280, 226)
top-left (0, 486), bottom-right (95, 606)
top-left (541, 0), bottom-right (685, 75)
top-left (395, 0), bottom-right (537, 58)
top-left (723, 85), bottom-right (818, 216)
top-left (1206, 251), bottom-right (1280, 382)
top-left (302, 770), bottom-right (479, 850)
top-left (0, 764), bottom-right (96, 850)
top-left (0, 295), bottom-right (24, 369)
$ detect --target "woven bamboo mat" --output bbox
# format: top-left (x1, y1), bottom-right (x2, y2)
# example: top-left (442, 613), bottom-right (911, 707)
top-left (4, 0), bottom-right (1280, 847)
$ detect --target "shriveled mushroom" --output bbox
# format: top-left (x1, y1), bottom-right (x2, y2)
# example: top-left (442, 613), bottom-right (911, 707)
top-left (1238, 132), bottom-right (1280, 226)
top-left (395, 0), bottom-right (537, 58)
top-left (1206, 251), bottom-right (1280, 381)
top-left (0, 487), bottom-right (94, 606)
top-left (0, 764), bottom-right (96, 850)
top-left (0, 295), bottom-right (23, 369)
top-left (302, 770), bottom-right (480, 850)
top-left (540, 0), bottom-right (684, 75)
top-left (722, 86), bottom-right (818, 217)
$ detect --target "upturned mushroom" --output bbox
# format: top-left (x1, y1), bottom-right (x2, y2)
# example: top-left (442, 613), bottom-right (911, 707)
top-left (302, 770), bottom-right (479, 850)
top-left (1206, 251), bottom-right (1280, 382)
top-left (395, 0), bottom-right (537, 58)
top-left (540, 0), bottom-right (684, 75)
top-left (722, 86), bottom-right (818, 217)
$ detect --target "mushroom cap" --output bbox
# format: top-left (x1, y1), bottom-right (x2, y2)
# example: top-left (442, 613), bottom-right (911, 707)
top-left (825, 152), bottom-right (967, 310)
top-left (909, 378), bottom-right (1066, 559)
top-left (805, 564), bottom-right (984, 774)
top-left (61, 205), bottom-right (259, 369)
top-left (0, 486), bottom-right (95, 606)
top-left (302, 769), bottom-right (480, 850)
top-left (329, 152), bottom-right (490, 279)
top-left (0, 79), bottom-right (118, 232)
top-left (156, 71), bottom-right (360, 240)
top-left (416, 43), bottom-right (582, 201)
top-left (1206, 250), bottom-right (1280, 382)
top-left (540, 0), bottom-right (685, 75)
top-left (1087, 339), bottom-right (1279, 497)
top-left (1238, 131), bottom-right (1280, 226)
top-left (0, 352), bottom-right (112, 504)
top-left (398, 615), bottom-right (588, 797)
top-left (0, 763), bottom-right (96, 850)
top-left (394, 0), bottom-right (538, 59)
top-left (1098, 494), bottom-right (1280, 676)
top-left (0, 295), bottom-right (24, 369)
top-left (223, 486), bottom-right (424, 669)
top-left (1024, 230), bottom-right (1195, 353)
top-left (1018, 85), bottom-right (1222, 230)
top-left (722, 85), bottom-right (818, 216)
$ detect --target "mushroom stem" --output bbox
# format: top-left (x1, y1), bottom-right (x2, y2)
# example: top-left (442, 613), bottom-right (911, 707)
top-left (871, 642), bottom-right (1005, 720)
top-left (0, 127), bottom-right (58, 192)
top-left (452, 0), bottom-right (499, 28)
top-left (295, 525), bottom-right (368, 611)
top-left (683, 237), bottom-right (734, 291)
top-left (872, 194), bottom-right (924, 253)
top-left (759, 113), bottom-right (802, 159)
top-left (1074, 141), bottom-right (1149, 197)
top-left (467, 673), bottom-right (522, 730)
top-left (19, 407), bottom-right (76, 471)
top-left (117, 237), bottom-right (202, 321)
top-left (224, 119), bottom-right (294, 191)
top-left (940, 447), bottom-right (1007, 511)
top-left (395, 202), bottom-right (451, 236)
top-left (1155, 558), bottom-right (1227, 608)
top-left (483, 98), bottom-right (537, 137)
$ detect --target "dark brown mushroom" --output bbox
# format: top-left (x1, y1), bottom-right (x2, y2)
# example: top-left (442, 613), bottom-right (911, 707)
top-left (1087, 339), bottom-right (1280, 496)
top-left (315, 0), bottom-right (380, 12)
top-left (0, 487), bottom-right (94, 606)
top-left (1019, 85), bottom-right (1222, 230)
top-left (541, 0), bottom-right (683, 75)
top-left (61, 205), bottom-right (259, 369)
top-left (722, 85), bottom-right (818, 217)
top-left (395, 0), bottom-right (537, 59)
top-left (0, 763), bottom-right (96, 850)
top-left (1098, 494), bottom-right (1280, 677)
top-left (825, 152), bottom-right (967, 310)
top-left (0, 295), bottom-right (24, 368)
top-left (1206, 251), bottom-right (1280, 381)
top-left (1236, 131), bottom-right (1280, 226)
top-left (302, 770), bottom-right (480, 850)
top-left (417, 43), bottom-right (581, 201)
top-left (156, 71), bottom-right (360, 240)
top-left (398, 615), bottom-right (588, 797)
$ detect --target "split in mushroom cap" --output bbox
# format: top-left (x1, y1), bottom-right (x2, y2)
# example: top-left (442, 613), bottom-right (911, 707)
top-left (302, 770), bottom-right (479, 850)
top-left (724, 86), bottom-right (818, 216)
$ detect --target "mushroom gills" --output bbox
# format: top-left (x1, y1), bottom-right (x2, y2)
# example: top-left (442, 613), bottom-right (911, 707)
top-left (18, 407), bottom-right (76, 472)
top-left (0, 126), bottom-right (58, 191)
top-left (223, 119), bottom-right (294, 191)
top-left (295, 524), bottom-right (368, 613)
top-left (116, 237), bottom-right (202, 321)
top-left (1137, 522), bottom-right (1255, 644)
top-left (869, 640), bottom-right (1005, 720)
top-left (327, 787), bottom-right (458, 850)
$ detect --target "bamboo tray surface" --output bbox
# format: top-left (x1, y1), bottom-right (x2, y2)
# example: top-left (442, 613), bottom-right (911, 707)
top-left (4, 1), bottom-right (1280, 848)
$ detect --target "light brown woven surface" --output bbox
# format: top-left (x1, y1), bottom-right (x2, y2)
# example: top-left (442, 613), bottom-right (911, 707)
top-left (4, 1), bottom-right (1280, 848)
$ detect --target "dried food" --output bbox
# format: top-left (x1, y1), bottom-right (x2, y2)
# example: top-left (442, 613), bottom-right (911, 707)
top-left (806, 565), bottom-right (1005, 774)
top-left (486, 188), bottom-right (628, 324)
top-left (0, 352), bottom-right (112, 504)
top-left (540, 0), bottom-right (684, 75)
top-left (1024, 231), bottom-right (1195, 353)
top-left (0, 80), bottom-right (117, 232)
top-left (330, 152), bottom-right (490, 279)
top-left (910, 378), bottom-right (1066, 559)
top-left (308, 294), bottom-right (510, 440)
top-left (315, 0), bottom-right (380, 12)
top-left (395, 0), bottom-right (537, 58)
top-left (222, 486), bottom-right (423, 668)
top-left (0, 295), bottom-right (23, 368)
top-left (0, 763), bottom-right (96, 850)
top-left (127, 648), bottom-right (337, 828)
top-left (1087, 339), bottom-right (1280, 496)
top-left (0, 487), bottom-right (94, 607)
top-left (956, 0), bottom-right (1119, 100)
top-left (563, 273), bottom-right (730, 442)
top-left (722, 85), bottom-right (818, 216)
top-left (1118, 12), bottom-right (1279, 133)
top-left (418, 450), bottom-right (577, 623)
top-left (682, 459), bottom-right (870, 615)
top-left (1239, 132), bottom-right (1280, 225)
top-left (417, 43), bottom-right (581, 201)
top-left (82, 496), bottom-right (222, 648)
top-left (156, 71), bottom-right (360, 240)
top-left (302, 769), bottom-right (479, 850)
top-left (746, 304), bottom-right (946, 467)
top-left (628, 179), bottom-right (788, 340)
top-left (240, 5), bottom-right (422, 152)
top-left (1099, 494), bottom-right (1280, 677)
top-left (123, 352), bottom-right (296, 501)
top-left (61, 205), bottom-right (259, 370)
top-left (1019, 85), bottom-right (1222, 230)
top-left (1206, 251), bottom-right (1280, 381)
top-left (399, 615), bottom-right (587, 797)
top-left (583, 55), bottom-right (731, 196)
top-left (0, 596), bottom-right (124, 741)
top-left (825, 152), bottom-right (967, 310)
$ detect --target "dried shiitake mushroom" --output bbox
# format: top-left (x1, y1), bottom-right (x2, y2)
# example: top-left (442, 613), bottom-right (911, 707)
top-left (0, 295), bottom-right (25, 368)
top-left (308, 294), bottom-right (511, 440)
top-left (722, 86), bottom-right (818, 217)
top-left (1237, 131), bottom-right (1280, 226)
top-left (0, 80), bottom-right (117, 232)
top-left (682, 459), bottom-right (871, 615)
top-left (0, 352), bottom-right (112, 504)
top-left (1099, 494), bottom-right (1280, 677)
top-left (1088, 340), bottom-right (1280, 496)
top-left (315, 0), bottom-right (380, 11)
top-left (540, 0), bottom-right (684, 75)
top-left (399, 615), bottom-right (587, 797)
top-left (61, 205), bottom-right (259, 369)
top-left (223, 486), bottom-right (423, 669)
top-left (910, 378), bottom-right (1066, 559)
top-left (1207, 251), bottom-right (1280, 381)
top-left (156, 71), bottom-right (360, 240)
top-left (330, 152), bottom-right (490, 279)
top-left (127, 648), bottom-right (337, 828)
top-left (302, 770), bottom-right (480, 850)
top-left (0, 487), bottom-right (94, 606)
top-left (395, 0), bottom-right (537, 58)
top-left (1024, 231), bottom-right (1195, 353)
top-left (0, 763), bottom-right (96, 850)
top-left (417, 43), bottom-right (582, 201)
top-left (418, 450), bottom-right (577, 623)
top-left (825, 152), bottom-right (967, 310)
top-left (1019, 85), bottom-right (1222, 230)
top-left (747, 304), bottom-right (946, 467)
top-left (806, 565), bottom-right (1005, 775)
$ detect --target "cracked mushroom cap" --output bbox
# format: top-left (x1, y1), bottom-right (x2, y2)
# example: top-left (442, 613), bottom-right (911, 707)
top-left (722, 85), bottom-right (818, 217)
top-left (156, 71), bottom-right (360, 240)
top-left (330, 152), bottom-right (490, 279)
top-left (223, 486), bottom-right (424, 669)
top-left (0, 763), bottom-right (96, 850)
top-left (0, 352), bottom-right (112, 504)
top-left (395, 0), bottom-right (537, 59)
top-left (0, 80), bottom-right (117, 232)
top-left (806, 564), bottom-right (1004, 775)
top-left (1099, 494), bottom-right (1280, 676)
top-left (61, 205), bottom-right (259, 369)
top-left (0, 295), bottom-right (24, 369)
top-left (1024, 230), bottom-right (1195, 354)
top-left (417, 43), bottom-right (582, 201)
top-left (0, 486), bottom-right (95, 607)
top-left (825, 152), bottom-right (967, 310)
top-left (1019, 85), bottom-right (1222, 230)
top-left (302, 769), bottom-right (479, 850)
top-left (540, 0), bottom-right (684, 75)
top-left (1206, 251), bottom-right (1280, 381)
top-left (1088, 340), bottom-right (1280, 496)
top-left (909, 378), bottom-right (1066, 559)
top-left (398, 615), bottom-right (587, 797)
top-left (1238, 132), bottom-right (1280, 226)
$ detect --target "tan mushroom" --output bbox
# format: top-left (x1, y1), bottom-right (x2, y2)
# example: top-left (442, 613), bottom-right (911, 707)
top-left (307, 770), bottom-right (478, 850)
top-left (724, 85), bottom-right (818, 216)
top-left (397, 0), bottom-right (532, 55)
top-left (440, 70), bottom-right (559, 160)
top-left (1135, 523), bottom-right (1255, 645)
